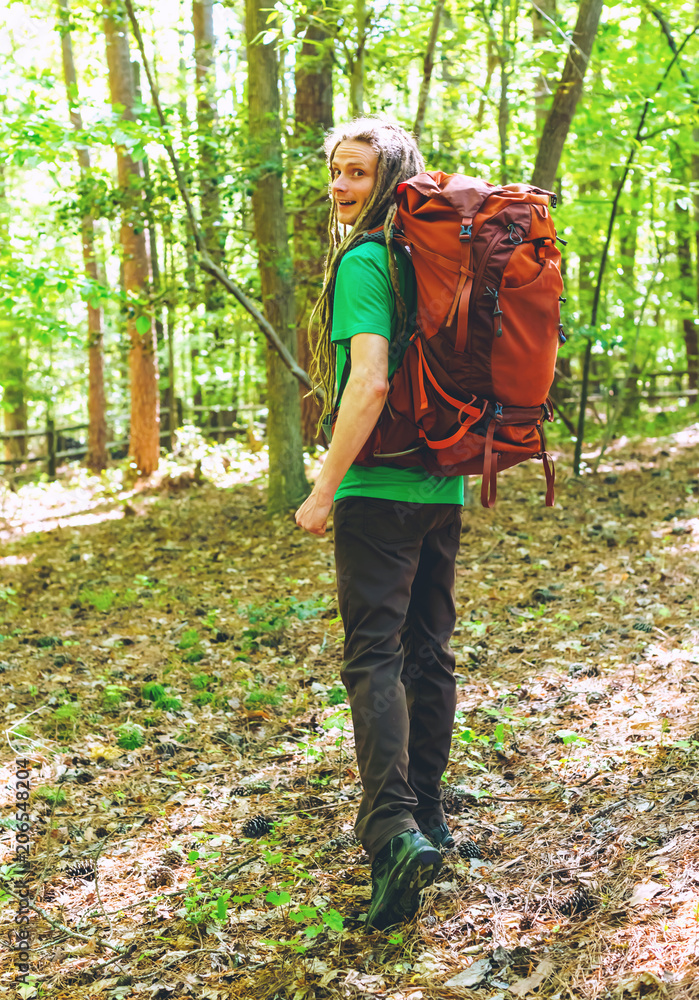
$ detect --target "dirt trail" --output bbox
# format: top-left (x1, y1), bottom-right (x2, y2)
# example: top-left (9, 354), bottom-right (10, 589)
top-left (1, 430), bottom-right (699, 999)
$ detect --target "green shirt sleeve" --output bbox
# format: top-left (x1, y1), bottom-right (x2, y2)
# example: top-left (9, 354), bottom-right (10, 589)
top-left (331, 245), bottom-right (395, 345)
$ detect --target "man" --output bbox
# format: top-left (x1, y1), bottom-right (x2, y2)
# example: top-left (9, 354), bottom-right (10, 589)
top-left (296, 118), bottom-right (463, 931)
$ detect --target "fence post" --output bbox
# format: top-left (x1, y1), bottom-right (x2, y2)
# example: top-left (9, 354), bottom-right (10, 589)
top-left (46, 417), bottom-right (56, 478)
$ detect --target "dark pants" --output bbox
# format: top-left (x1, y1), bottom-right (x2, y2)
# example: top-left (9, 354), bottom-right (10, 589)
top-left (333, 497), bottom-right (462, 861)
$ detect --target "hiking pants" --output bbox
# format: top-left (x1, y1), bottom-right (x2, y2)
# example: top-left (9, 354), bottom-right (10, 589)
top-left (333, 497), bottom-right (462, 861)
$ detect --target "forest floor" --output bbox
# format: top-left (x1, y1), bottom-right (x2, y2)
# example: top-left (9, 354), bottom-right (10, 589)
top-left (1, 426), bottom-right (699, 1000)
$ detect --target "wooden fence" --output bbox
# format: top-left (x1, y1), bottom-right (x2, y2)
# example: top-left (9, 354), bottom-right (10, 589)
top-left (0, 404), bottom-right (267, 474)
top-left (1, 370), bottom-right (696, 476)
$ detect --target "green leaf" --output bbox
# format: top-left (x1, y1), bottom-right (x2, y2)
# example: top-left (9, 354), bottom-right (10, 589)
top-left (267, 891), bottom-right (290, 908)
top-left (321, 908), bottom-right (344, 932)
top-left (135, 315), bottom-right (151, 335)
top-left (215, 894), bottom-right (229, 921)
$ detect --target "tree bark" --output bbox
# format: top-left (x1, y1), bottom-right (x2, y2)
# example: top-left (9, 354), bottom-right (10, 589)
top-left (246, 0), bottom-right (308, 512)
top-left (58, 0), bottom-right (108, 472)
top-left (193, 0), bottom-right (225, 334)
top-left (497, 0), bottom-right (512, 184)
top-left (294, 5), bottom-right (334, 446)
top-left (531, 0), bottom-right (603, 190)
top-left (0, 165), bottom-right (26, 463)
top-left (347, 0), bottom-right (367, 116)
top-left (693, 0), bottom-right (699, 395)
top-left (104, 1), bottom-right (159, 475)
top-left (531, 0), bottom-right (557, 131)
top-left (413, 0), bottom-right (445, 143)
top-left (671, 147), bottom-right (698, 393)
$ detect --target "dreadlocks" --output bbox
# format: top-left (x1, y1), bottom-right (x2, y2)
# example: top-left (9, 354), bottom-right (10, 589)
top-left (309, 117), bottom-right (425, 424)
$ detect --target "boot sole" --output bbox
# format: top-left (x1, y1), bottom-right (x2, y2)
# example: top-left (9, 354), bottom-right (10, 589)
top-left (367, 850), bottom-right (442, 930)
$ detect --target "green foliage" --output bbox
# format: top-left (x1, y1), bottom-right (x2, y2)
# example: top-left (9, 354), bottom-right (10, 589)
top-left (141, 681), bottom-right (182, 712)
top-left (102, 684), bottom-right (128, 713)
top-left (33, 785), bottom-right (66, 805)
top-left (116, 722), bottom-right (145, 750)
top-left (244, 681), bottom-right (287, 708)
top-left (79, 588), bottom-right (138, 613)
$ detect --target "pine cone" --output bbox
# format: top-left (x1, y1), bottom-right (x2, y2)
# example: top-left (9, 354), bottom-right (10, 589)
top-left (296, 794), bottom-right (324, 812)
top-left (65, 860), bottom-right (96, 880)
top-left (457, 839), bottom-right (482, 860)
top-left (519, 909), bottom-right (535, 930)
top-left (231, 780), bottom-right (271, 797)
top-left (555, 885), bottom-right (592, 916)
top-left (443, 786), bottom-right (469, 814)
top-left (161, 849), bottom-right (185, 869)
top-left (146, 865), bottom-right (175, 889)
top-left (633, 621), bottom-right (653, 633)
top-left (319, 831), bottom-right (359, 853)
top-left (241, 814), bottom-right (272, 838)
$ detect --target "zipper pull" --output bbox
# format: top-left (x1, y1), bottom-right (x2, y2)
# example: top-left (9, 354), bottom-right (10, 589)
top-left (485, 286), bottom-right (503, 337)
top-left (558, 325), bottom-right (567, 344)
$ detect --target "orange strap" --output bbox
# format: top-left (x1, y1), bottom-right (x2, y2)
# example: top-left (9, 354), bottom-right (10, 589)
top-left (409, 238), bottom-right (461, 273)
top-left (481, 419), bottom-right (498, 508)
top-left (453, 230), bottom-right (475, 352)
top-left (416, 338), bottom-right (486, 418)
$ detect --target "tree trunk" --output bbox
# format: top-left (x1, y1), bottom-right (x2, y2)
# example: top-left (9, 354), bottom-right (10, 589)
top-left (0, 165), bottom-right (26, 463)
top-left (58, 0), bottom-right (108, 472)
top-left (671, 145), bottom-right (698, 393)
top-left (246, 0), bottom-right (308, 512)
top-left (348, 0), bottom-right (367, 116)
top-left (104, 2), bottom-right (159, 475)
top-left (193, 0), bottom-right (225, 337)
top-left (693, 0), bottom-right (699, 395)
top-left (531, 0), bottom-right (603, 190)
top-left (294, 5), bottom-right (334, 446)
top-left (413, 0), bottom-right (445, 143)
top-left (497, 0), bottom-right (511, 184)
top-left (531, 0), bottom-right (557, 131)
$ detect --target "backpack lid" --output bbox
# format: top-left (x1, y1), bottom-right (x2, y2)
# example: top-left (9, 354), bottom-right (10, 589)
top-left (396, 171), bottom-right (496, 218)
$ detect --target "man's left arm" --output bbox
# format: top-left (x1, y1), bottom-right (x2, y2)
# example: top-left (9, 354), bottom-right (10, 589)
top-left (295, 333), bottom-right (389, 536)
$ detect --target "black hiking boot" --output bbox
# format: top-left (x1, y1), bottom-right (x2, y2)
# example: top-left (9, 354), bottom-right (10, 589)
top-left (366, 830), bottom-right (442, 931)
top-left (420, 821), bottom-right (456, 851)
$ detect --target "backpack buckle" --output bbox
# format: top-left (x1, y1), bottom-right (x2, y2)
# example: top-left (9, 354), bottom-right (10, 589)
top-left (459, 223), bottom-right (472, 240)
top-left (495, 402), bottom-right (503, 418)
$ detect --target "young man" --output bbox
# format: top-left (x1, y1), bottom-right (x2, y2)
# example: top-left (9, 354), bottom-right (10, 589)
top-left (295, 119), bottom-right (463, 931)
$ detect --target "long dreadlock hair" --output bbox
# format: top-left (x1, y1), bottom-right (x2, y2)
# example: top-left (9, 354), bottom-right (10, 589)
top-left (309, 117), bottom-right (425, 424)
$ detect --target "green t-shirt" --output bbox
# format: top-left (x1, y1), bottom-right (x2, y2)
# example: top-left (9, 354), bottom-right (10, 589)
top-left (331, 240), bottom-right (464, 505)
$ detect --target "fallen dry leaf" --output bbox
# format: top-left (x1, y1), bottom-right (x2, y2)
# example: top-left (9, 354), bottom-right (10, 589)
top-left (628, 881), bottom-right (666, 906)
top-left (444, 957), bottom-right (492, 987)
top-left (509, 959), bottom-right (555, 996)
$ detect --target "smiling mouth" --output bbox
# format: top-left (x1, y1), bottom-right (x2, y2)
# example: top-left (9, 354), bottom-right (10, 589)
top-left (337, 200), bottom-right (356, 206)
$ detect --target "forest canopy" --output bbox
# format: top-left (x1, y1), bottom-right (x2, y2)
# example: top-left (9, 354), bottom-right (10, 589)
top-left (0, 0), bottom-right (698, 508)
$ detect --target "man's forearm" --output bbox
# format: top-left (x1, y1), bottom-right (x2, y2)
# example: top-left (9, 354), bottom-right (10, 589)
top-left (313, 376), bottom-right (387, 500)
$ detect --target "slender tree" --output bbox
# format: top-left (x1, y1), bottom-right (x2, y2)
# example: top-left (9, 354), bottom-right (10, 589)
top-left (0, 166), bottom-right (26, 463)
top-left (57, 0), bottom-right (108, 472)
top-left (531, 0), bottom-right (557, 131)
top-left (294, 4), bottom-right (334, 445)
top-left (414, 0), bottom-right (445, 143)
top-left (193, 0), bottom-right (225, 336)
top-left (345, 0), bottom-right (368, 116)
top-left (104, 1), bottom-right (159, 475)
top-left (531, 0), bottom-right (603, 190)
top-left (246, 0), bottom-right (308, 512)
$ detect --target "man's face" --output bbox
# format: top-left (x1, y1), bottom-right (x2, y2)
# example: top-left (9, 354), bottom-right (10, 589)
top-left (330, 140), bottom-right (379, 227)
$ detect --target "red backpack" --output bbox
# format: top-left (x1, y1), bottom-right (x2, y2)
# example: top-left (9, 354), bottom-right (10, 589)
top-left (349, 171), bottom-right (564, 507)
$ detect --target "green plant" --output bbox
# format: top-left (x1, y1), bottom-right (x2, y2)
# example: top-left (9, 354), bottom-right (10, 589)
top-left (178, 629), bottom-right (200, 650)
top-left (33, 785), bottom-right (66, 805)
top-left (102, 684), bottom-right (128, 713)
top-left (190, 672), bottom-right (216, 690)
top-left (326, 685), bottom-right (347, 706)
top-left (244, 682), bottom-right (286, 708)
top-left (116, 722), bottom-right (145, 750)
top-left (142, 682), bottom-right (166, 702)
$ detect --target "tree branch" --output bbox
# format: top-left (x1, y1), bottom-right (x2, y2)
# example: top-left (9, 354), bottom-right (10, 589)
top-left (413, 0), bottom-right (445, 142)
top-left (3, 883), bottom-right (127, 955)
top-left (122, 0), bottom-right (317, 397)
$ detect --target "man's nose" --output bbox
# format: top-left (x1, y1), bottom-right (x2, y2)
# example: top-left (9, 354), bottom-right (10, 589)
top-left (332, 174), bottom-right (347, 193)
